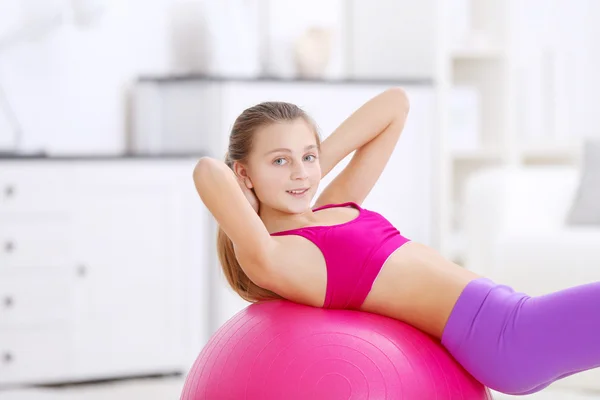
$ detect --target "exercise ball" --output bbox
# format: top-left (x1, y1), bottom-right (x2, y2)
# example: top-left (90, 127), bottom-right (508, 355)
top-left (181, 300), bottom-right (491, 400)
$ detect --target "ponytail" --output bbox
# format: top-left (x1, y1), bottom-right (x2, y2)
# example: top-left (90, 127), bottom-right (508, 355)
top-left (216, 153), bottom-right (283, 303)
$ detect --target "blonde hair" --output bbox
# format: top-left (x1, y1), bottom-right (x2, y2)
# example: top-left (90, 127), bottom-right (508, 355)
top-left (217, 102), bottom-right (321, 303)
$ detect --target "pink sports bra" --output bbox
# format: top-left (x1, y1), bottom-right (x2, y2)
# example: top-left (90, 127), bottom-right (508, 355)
top-left (270, 202), bottom-right (411, 309)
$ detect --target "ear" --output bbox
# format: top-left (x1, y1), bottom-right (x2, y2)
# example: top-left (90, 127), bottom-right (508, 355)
top-left (233, 161), bottom-right (254, 189)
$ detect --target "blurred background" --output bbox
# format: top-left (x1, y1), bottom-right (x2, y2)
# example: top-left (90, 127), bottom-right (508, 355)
top-left (1, 0), bottom-right (599, 398)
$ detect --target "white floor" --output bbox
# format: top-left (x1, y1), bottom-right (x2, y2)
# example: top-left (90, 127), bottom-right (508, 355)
top-left (0, 376), bottom-right (185, 400)
top-left (493, 389), bottom-right (600, 400)
top-left (2, 377), bottom-right (600, 400)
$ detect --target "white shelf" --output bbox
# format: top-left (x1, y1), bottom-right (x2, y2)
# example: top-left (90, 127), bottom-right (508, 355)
top-left (436, 0), bottom-right (513, 261)
top-left (519, 143), bottom-right (582, 161)
top-left (450, 46), bottom-right (505, 60)
top-left (436, 1), bottom-right (593, 264)
top-left (451, 148), bottom-right (505, 162)
top-left (444, 229), bottom-right (467, 264)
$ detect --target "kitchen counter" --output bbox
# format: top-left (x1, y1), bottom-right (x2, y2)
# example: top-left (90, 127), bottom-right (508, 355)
top-left (0, 152), bottom-right (207, 161)
top-left (136, 74), bottom-right (434, 86)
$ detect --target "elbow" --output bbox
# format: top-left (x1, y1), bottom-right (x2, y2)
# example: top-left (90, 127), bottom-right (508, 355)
top-left (193, 157), bottom-right (209, 183)
top-left (192, 157), bottom-right (229, 205)
top-left (386, 87), bottom-right (410, 116)
top-left (192, 157), bottom-right (212, 195)
top-left (193, 156), bottom-right (218, 181)
top-left (193, 157), bottom-right (227, 189)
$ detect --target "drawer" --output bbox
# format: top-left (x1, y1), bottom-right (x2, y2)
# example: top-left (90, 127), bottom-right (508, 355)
top-left (0, 269), bottom-right (72, 326)
top-left (0, 167), bottom-right (71, 216)
top-left (0, 326), bottom-right (72, 385)
top-left (0, 221), bottom-right (73, 269)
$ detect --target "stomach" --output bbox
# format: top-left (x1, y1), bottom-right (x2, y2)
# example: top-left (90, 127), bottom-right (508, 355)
top-left (359, 241), bottom-right (481, 339)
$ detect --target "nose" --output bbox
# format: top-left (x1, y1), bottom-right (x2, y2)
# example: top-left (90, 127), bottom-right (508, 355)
top-left (290, 162), bottom-right (309, 180)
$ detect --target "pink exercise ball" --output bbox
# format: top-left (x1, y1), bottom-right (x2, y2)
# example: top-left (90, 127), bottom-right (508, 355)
top-left (181, 300), bottom-right (492, 400)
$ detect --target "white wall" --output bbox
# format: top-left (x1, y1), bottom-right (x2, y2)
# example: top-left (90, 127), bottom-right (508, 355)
top-left (0, 0), bottom-right (438, 155)
top-left (1, 0), bottom-right (346, 154)
top-left (0, 0), bottom-right (173, 154)
top-left (587, 0), bottom-right (600, 134)
top-left (513, 0), bottom-right (600, 142)
top-left (348, 0), bottom-right (435, 79)
top-left (1, 0), bottom-right (600, 156)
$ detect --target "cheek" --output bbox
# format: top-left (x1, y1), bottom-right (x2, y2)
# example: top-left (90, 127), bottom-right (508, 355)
top-left (250, 167), bottom-right (284, 195)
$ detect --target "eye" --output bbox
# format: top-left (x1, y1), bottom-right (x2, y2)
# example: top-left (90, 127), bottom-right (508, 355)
top-left (273, 158), bottom-right (287, 165)
top-left (304, 154), bottom-right (316, 162)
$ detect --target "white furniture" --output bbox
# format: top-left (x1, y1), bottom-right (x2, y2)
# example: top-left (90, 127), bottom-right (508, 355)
top-left (435, 0), bottom-right (597, 263)
top-left (435, 0), bottom-right (514, 263)
top-left (463, 165), bottom-right (600, 393)
top-left (0, 157), bottom-right (209, 387)
top-left (132, 78), bottom-right (436, 331)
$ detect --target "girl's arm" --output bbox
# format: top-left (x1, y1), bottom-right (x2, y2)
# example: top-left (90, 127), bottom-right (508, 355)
top-left (314, 87), bottom-right (410, 207)
top-left (193, 157), bottom-right (277, 286)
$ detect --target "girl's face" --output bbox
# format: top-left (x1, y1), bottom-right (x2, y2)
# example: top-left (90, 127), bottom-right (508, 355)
top-left (244, 119), bottom-right (321, 214)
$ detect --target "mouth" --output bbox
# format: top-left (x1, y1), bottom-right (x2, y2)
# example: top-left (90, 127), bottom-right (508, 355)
top-left (286, 188), bottom-right (309, 197)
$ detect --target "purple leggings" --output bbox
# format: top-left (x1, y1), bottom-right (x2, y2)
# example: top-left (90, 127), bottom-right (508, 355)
top-left (441, 277), bottom-right (600, 395)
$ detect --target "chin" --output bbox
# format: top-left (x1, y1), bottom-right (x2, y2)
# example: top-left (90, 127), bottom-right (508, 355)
top-left (278, 196), bottom-right (313, 214)
top-left (277, 202), bottom-right (308, 214)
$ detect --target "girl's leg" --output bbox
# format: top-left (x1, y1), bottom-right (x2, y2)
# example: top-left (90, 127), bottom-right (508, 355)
top-left (441, 278), bottom-right (600, 395)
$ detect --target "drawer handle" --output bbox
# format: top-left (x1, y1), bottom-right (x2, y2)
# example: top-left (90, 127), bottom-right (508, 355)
top-left (4, 241), bottom-right (15, 253)
top-left (2, 296), bottom-right (13, 309)
top-left (4, 185), bottom-right (15, 198)
top-left (2, 352), bottom-right (13, 364)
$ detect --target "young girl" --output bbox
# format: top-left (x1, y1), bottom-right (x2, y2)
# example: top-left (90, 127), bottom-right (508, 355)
top-left (193, 87), bottom-right (600, 396)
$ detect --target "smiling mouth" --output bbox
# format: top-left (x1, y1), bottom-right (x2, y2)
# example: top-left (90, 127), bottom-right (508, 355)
top-left (286, 188), bottom-right (309, 195)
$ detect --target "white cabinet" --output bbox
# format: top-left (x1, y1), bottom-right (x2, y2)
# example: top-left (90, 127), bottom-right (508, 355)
top-left (0, 158), bottom-right (210, 386)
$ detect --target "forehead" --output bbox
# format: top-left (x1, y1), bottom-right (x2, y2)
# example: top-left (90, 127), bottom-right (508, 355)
top-left (252, 120), bottom-right (317, 152)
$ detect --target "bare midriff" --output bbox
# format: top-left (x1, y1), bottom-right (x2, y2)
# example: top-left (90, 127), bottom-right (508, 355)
top-left (359, 241), bottom-right (481, 339)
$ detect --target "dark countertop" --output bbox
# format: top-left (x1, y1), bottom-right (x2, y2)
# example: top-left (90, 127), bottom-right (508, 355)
top-left (136, 74), bottom-right (434, 86)
top-left (0, 151), bottom-right (208, 161)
